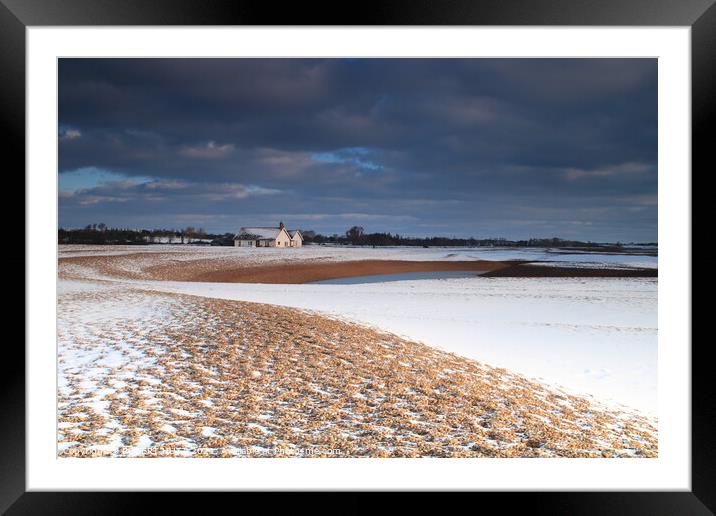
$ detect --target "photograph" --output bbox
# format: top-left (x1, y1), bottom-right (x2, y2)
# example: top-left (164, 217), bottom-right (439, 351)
top-left (55, 57), bottom-right (659, 459)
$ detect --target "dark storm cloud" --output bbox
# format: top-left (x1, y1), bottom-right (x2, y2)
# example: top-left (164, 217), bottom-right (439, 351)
top-left (58, 58), bottom-right (657, 240)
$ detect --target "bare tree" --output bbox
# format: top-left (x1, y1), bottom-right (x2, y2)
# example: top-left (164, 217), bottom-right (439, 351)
top-left (346, 226), bottom-right (364, 244)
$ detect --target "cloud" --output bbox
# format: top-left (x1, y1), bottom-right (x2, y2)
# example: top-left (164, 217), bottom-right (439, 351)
top-left (144, 179), bottom-right (189, 190)
top-left (59, 167), bottom-right (153, 193)
top-left (202, 183), bottom-right (282, 201)
top-left (564, 162), bottom-right (653, 181)
top-left (60, 178), bottom-right (281, 208)
top-left (178, 141), bottom-right (235, 159)
top-left (59, 126), bottom-right (82, 140)
top-left (62, 129), bottom-right (82, 140)
top-left (58, 58), bottom-right (657, 240)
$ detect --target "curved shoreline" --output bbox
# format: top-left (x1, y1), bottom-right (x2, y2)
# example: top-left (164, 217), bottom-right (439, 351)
top-left (181, 259), bottom-right (511, 284)
top-left (58, 282), bottom-right (657, 458)
top-left (60, 251), bottom-right (658, 284)
top-left (483, 263), bottom-right (658, 278)
top-left (156, 259), bottom-right (657, 284)
top-left (56, 246), bottom-right (658, 456)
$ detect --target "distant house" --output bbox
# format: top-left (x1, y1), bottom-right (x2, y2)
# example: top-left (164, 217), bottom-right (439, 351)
top-left (289, 229), bottom-right (303, 247)
top-left (233, 222), bottom-right (303, 248)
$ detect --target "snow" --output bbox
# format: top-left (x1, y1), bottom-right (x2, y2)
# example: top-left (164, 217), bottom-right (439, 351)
top-left (125, 435), bottom-right (154, 456)
top-left (312, 270), bottom-right (484, 284)
top-left (147, 275), bottom-right (657, 415)
top-left (57, 244), bottom-right (658, 428)
top-left (201, 426), bottom-right (217, 437)
top-left (528, 255), bottom-right (657, 269)
top-left (59, 243), bottom-right (657, 269)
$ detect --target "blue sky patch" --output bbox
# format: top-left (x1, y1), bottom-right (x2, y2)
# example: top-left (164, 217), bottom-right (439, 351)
top-left (311, 147), bottom-right (383, 172)
top-left (59, 167), bottom-right (153, 193)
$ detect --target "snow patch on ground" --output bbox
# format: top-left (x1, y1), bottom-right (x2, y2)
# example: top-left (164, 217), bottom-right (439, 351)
top-left (56, 245), bottom-right (658, 458)
top-left (146, 275), bottom-right (657, 415)
top-left (59, 244), bottom-right (657, 270)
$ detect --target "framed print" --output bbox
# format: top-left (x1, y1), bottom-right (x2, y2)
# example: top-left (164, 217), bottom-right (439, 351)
top-left (5, 0), bottom-right (711, 512)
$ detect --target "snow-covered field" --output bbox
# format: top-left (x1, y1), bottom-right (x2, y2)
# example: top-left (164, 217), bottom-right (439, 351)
top-left (57, 244), bottom-right (658, 457)
top-left (58, 243), bottom-right (657, 269)
top-left (58, 244), bottom-right (658, 413)
top-left (151, 275), bottom-right (657, 415)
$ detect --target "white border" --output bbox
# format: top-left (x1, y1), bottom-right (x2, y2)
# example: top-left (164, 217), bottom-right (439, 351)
top-left (27, 27), bottom-right (691, 491)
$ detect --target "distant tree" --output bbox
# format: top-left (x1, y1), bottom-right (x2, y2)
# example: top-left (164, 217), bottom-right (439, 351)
top-left (346, 226), bottom-right (364, 244)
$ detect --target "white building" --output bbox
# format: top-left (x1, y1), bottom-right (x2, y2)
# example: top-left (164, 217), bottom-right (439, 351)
top-left (289, 229), bottom-right (303, 247)
top-left (233, 222), bottom-right (303, 248)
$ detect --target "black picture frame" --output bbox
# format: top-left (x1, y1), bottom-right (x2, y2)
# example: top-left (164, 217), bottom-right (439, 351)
top-left (4, 0), bottom-right (709, 512)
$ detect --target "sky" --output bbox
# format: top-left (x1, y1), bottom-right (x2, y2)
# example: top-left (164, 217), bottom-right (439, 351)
top-left (58, 58), bottom-right (657, 242)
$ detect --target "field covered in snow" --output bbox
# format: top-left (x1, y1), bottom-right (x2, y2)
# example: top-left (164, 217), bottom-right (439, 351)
top-left (57, 244), bottom-right (658, 458)
top-left (58, 243), bottom-right (657, 269)
top-left (153, 275), bottom-right (657, 415)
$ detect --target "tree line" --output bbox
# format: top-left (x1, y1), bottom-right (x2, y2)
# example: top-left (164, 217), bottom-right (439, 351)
top-left (58, 224), bottom-right (651, 248)
top-left (303, 225), bottom-right (627, 248)
top-left (58, 225), bottom-right (230, 245)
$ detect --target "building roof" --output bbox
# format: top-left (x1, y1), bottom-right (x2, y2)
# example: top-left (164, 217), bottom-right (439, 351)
top-left (233, 225), bottom-right (302, 241)
top-left (234, 226), bottom-right (282, 240)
